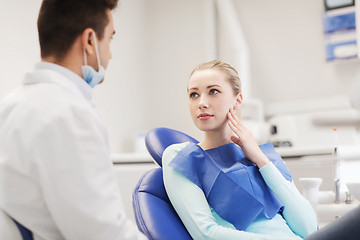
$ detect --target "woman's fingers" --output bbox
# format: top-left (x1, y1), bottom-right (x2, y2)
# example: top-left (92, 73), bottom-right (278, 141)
top-left (228, 108), bottom-right (254, 147)
top-left (229, 107), bottom-right (241, 123)
top-left (227, 108), bottom-right (237, 125)
top-left (230, 135), bottom-right (242, 146)
top-left (228, 119), bottom-right (238, 134)
top-left (228, 108), bottom-right (247, 131)
top-left (228, 118), bottom-right (245, 149)
top-left (228, 108), bottom-right (246, 135)
top-left (228, 108), bottom-right (270, 167)
top-left (227, 110), bottom-right (239, 131)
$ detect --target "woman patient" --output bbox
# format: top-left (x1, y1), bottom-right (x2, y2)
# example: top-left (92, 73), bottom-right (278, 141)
top-left (162, 60), bottom-right (318, 240)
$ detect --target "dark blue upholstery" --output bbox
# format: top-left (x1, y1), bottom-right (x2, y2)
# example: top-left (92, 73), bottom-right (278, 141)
top-left (12, 218), bottom-right (33, 240)
top-left (133, 168), bottom-right (192, 240)
top-left (132, 127), bottom-right (198, 240)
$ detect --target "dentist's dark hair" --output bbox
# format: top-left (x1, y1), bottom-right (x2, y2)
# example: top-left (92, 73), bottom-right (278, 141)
top-left (37, 0), bottom-right (118, 61)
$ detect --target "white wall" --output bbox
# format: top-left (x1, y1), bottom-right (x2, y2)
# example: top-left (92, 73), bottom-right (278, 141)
top-left (230, 0), bottom-right (360, 105)
top-left (0, 0), bottom-right (42, 97)
top-left (94, 0), bottom-right (212, 151)
top-left (92, 0), bottom-right (150, 152)
top-left (0, 0), bottom-right (211, 152)
top-left (1, 0), bottom-right (359, 153)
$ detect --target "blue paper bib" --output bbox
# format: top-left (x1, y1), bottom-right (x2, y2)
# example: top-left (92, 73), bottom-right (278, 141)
top-left (168, 142), bottom-right (292, 230)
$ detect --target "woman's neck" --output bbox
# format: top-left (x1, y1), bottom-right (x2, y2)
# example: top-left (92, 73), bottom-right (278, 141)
top-left (199, 126), bottom-right (233, 150)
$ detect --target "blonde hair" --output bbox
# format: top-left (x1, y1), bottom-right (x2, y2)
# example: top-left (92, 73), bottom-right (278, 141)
top-left (189, 60), bottom-right (241, 95)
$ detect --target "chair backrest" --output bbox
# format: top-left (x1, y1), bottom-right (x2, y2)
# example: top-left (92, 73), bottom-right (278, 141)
top-left (133, 127), bottom-right (198, 240)
top-left (0, 209), bottom-right (33, 240)
top-left (133, 168), bottom-right (192, 240)
top-left (13, 219), bottom-right (33, 240)
top-left (145, 127), bottom-right (198, 167)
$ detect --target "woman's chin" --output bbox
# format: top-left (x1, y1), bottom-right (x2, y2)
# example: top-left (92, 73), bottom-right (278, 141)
top-left (195, 123), bottom-right (213, 132)
top-left (195, 121), bottom-right (229, 133)
top-left (196, 124), bottom-right (222, 132)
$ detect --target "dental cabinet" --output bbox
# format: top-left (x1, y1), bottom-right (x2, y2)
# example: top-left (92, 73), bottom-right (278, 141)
top-left (112, 153), bottom-right (157, 223)
top-left (267, 95), bottom-right (360, 226)
top-left (283, 153), bottom-right (360, 227)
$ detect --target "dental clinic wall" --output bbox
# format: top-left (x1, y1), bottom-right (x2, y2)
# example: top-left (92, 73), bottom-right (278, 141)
top-left (0, 0), bottom-right (210, 153)
top-left (141, 0), bottom-right (360, 150)
top-left (93, 0), bottom-right (212, 151)
top-left (229, 0), bottom-right (360, 104)
top-left (1, 0), bottom-right (359, 153)
top-left (0, 0), bottom-right (42, 99)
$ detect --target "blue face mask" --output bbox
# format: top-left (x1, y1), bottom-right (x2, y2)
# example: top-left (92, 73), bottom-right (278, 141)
top-left (82, 32), bottom-right (105, 88)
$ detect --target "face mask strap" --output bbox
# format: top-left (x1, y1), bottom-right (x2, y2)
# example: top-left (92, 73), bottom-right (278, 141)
top-left (92, 32), bottom-right (102, 69)
top-left (83, 47), bottom-right (88, 65)
top-left (82, 31), bottom-right (102, 69)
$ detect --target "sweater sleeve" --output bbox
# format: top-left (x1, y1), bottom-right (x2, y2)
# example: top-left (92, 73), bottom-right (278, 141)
top-left (163, 143), bottom-right (290, 240)
top-left (259, 162), bottom-right (318, 238)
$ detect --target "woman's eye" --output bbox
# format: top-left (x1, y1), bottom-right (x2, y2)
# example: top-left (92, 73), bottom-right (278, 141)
top-left (189, 92), bottom-right (199, 98)
top-left (209, 89), bottom-right (219, 95)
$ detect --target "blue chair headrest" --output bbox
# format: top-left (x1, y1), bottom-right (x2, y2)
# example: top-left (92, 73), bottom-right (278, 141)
top-left (145, 128), bottom-right (199, 167)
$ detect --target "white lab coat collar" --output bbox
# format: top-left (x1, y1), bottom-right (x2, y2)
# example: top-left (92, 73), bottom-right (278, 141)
top-left (23, 62), bottom-right (92, 101)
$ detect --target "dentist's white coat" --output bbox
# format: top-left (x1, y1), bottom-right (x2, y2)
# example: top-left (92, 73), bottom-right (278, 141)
top-left (0, 66), bottom-right (146, 240)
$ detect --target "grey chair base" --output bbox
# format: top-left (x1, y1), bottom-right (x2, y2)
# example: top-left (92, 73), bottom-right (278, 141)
top-left (305, 205), bottom-right (360, 240)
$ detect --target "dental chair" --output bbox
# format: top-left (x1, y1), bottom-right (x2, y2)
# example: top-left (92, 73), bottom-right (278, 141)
top-left (0, 209), bottom-right (33, 240)
top-left (132, 127), bottom-right (198, 240)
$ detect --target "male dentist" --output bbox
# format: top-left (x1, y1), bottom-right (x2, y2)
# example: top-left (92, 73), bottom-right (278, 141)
top-left (0, 0), bottom-right (146, 239)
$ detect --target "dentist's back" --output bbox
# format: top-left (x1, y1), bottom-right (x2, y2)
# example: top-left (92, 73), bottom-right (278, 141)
top-left (0, 0), bottom-right (146, 239)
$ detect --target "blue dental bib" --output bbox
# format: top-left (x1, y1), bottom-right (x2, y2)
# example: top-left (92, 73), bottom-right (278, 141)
top-left (168, 142), bottom-right (292, 230)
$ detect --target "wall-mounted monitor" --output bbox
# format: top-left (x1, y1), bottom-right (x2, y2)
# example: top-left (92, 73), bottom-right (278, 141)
top-left (324, 0), bottom-right (355, 10)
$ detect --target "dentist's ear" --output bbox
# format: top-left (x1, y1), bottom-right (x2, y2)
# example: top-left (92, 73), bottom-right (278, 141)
top-left (81, 28), bottom-right (96, 55)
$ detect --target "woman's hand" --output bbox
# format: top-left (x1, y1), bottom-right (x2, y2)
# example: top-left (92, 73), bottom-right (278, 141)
top-left (227, 108), bottom-right (270, 168)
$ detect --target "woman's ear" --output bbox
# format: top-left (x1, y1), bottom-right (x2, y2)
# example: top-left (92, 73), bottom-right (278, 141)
top-left (81, 28), bottom-right (95, 55)
top-left (233, 93), bottom-right (243, 110)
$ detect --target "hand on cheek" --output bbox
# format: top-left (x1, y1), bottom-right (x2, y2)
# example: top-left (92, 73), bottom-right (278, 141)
top-left (227, 108), bottom-right (270, 168)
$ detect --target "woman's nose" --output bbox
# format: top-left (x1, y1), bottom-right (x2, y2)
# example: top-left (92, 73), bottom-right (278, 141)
top-left (198, 95), bottom-right (209, 109)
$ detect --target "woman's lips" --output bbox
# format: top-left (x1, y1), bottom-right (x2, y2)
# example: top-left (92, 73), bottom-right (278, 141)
top-left (198, 113), bottom-right (214, 120)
